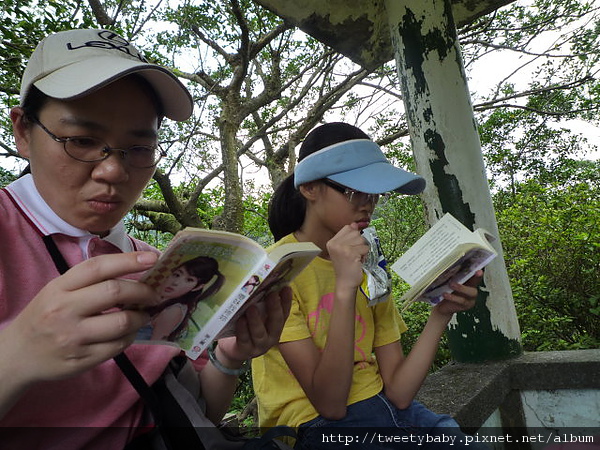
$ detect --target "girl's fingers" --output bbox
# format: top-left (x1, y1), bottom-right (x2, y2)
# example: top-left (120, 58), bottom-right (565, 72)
top-left (449, 282), bottom-right (478, 299)
top-left (244, 305), bottom-right (268, 345)
top-left (225, 286), bottom-right (292, 361)
top-left (263, 286), bottom-right (292, 336)
top-left (463, 270), bottom-right (484, 287)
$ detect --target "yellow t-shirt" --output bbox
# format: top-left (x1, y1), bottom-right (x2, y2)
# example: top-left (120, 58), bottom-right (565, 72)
top-left (252, 233), bottom-right (408, 429)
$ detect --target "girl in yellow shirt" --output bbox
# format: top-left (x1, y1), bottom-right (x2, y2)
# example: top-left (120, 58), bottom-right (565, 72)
top-left (252, 122), bottom-right (488, 449)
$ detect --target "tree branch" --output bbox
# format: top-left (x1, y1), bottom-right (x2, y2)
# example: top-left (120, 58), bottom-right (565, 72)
top-left (87, 0), bottom-right (114, 26)
top-left (474, 75), bottom-right (595, 111)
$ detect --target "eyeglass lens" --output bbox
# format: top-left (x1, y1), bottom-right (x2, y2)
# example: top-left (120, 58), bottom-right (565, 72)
top-left (66, 138), bottom-right (160, 168)
top-left (347, 190), bottom-right (379, 206)
top-left (323, 179), bottom-right (379, 206)
top-left (30, 116), bottom-right (161, 168)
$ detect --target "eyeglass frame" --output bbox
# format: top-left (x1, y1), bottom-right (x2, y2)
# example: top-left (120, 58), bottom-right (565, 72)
top-left (321, 178), bottom-right (384, 207)
top-left (26, 115), bottom-right (166, 168)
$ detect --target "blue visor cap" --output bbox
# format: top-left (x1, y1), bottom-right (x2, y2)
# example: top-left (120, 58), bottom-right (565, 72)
top-left (294, 139), bottom-right (425, 195)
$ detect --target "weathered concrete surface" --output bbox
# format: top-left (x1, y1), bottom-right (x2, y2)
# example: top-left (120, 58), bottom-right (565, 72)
top-left (521, 389), bottom-right (600, 430)
top-left (383, 0), bottom-right (522, 362)
top-left (252, 0), bottom-right (515, 69)
top-left (415, 350), bottom-right (600, 429)
top-left (510, 349), bottom-right (600, 390)
top-left (417, 357), bottom-right (512, 428)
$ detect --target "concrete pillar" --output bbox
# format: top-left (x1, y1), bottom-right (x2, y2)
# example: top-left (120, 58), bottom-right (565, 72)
top-left (384, 0), bottom-right (522, 362)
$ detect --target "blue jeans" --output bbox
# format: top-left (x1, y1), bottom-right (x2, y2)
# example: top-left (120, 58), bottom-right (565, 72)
top-left (295, 393), bottom-right (490, 449)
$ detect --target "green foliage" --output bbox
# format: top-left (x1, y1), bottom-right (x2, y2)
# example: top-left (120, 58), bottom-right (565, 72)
top-left (397, 299), bottom-right (453, 372)
top-left (479, 105), bottom-right (596, 190)
top-left (371, 190), bottom-right (426, 263)
top-left (0, 166), bottom-right (17, 188)
top-left (242, 187), bottom-right (272, 246)
top-left (0, 0), bottom-right (96, 96)
top-left (229, 370), bottom-right (256, 426)
top-left (496, 174), bottom-right (600, 351)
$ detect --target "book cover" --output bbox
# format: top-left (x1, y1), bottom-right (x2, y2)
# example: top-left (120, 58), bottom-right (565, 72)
top-left (135, 228), bottom-right (320, 359)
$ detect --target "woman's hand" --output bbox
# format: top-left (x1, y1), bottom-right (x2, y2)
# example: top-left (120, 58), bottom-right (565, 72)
top-left (1, 252), bottom-right (160, 385)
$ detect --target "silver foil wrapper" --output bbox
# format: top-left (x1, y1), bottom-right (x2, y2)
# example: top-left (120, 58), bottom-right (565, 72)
top-left (360, 227), bottom-right (391, 306)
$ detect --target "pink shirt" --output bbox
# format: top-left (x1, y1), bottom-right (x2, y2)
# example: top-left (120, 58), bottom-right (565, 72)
top-left (0, 175), bottom-right (205, 449)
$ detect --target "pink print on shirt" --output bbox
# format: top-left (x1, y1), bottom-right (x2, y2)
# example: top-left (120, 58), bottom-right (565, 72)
top-left (307, 292), bottom-right (368, 362)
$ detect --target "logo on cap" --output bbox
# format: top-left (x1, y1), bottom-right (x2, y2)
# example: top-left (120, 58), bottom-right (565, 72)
top-left (66, 30), bottom-right (148, 63)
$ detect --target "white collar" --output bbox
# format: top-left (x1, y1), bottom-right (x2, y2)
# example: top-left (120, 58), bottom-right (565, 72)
top-left (6, 174), bottom-right (133, 252)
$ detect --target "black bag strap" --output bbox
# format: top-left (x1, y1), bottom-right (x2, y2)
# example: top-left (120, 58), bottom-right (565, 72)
top-left (42, 235), bottom-right (70, 275)
top-left (41, 235), bottom-right (175, 447)
top-left (113, 352), bottom-right (165, 426)
top-left (41, 235), bottom-right (293, 450)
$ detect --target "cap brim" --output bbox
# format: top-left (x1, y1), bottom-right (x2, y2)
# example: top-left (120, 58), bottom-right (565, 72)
top-left (33, 56), bottom-right (193, 121)
top-left (328, 162), bottom-right (426, 195)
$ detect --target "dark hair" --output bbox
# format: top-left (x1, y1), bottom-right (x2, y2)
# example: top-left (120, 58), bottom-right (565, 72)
top-left (149, 256), bottom-right (225, 341)
top-left (268, 122), bottom-right (370, 241)
top-left (17, 86), bottom-right (50, 177)
top-left (21, 85), bottom-right (49, 119)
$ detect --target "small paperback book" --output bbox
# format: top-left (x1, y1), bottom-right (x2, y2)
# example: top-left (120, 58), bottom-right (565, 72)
top-left (136, 228), bottom-right (320, 359)
top-left (391, 213), bottom-right (497, 311)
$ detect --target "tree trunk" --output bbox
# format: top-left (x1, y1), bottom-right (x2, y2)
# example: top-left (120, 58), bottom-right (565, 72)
top-left (217, 109), bottom-right (244, 233)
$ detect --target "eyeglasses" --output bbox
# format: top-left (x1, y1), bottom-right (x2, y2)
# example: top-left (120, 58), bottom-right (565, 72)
top-left (322, 179), bottom-right (381, 207)
top-left (29, 116), bottom-right (165, 168)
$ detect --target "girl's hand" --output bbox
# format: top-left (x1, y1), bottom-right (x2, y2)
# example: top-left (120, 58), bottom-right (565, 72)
top-left (326, 223), bottom-right (369, 291)
top-left (433, 270), bottom-right (483, 317)
top-left (216, 286), bottom-right (292, 364)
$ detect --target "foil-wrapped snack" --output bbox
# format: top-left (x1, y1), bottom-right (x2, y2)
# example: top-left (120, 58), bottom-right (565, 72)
top-left (360, 227), bottom-right (391, 306)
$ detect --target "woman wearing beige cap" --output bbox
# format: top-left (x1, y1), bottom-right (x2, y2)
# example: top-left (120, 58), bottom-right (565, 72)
top-left (0, 29), bottom-right (290, 449)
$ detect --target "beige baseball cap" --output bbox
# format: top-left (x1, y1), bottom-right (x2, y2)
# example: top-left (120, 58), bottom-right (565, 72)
top-left (20, 29), bottom-right (193, 121)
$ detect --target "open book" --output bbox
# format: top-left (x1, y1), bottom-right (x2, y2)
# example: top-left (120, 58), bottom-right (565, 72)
top-left (136, 228), bottom-right (320, 359)
top-left (391, 213), bottom-right (497, 311)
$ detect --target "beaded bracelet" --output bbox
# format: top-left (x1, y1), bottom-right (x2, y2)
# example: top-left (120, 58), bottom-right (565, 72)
top-left (207, 343), bottom-right (250, 376)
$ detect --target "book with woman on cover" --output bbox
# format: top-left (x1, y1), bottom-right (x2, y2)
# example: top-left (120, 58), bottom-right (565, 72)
top-left (135, 228), bottom-right (320, 360)
top-left (391, 213), bottom-right (497, 311)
